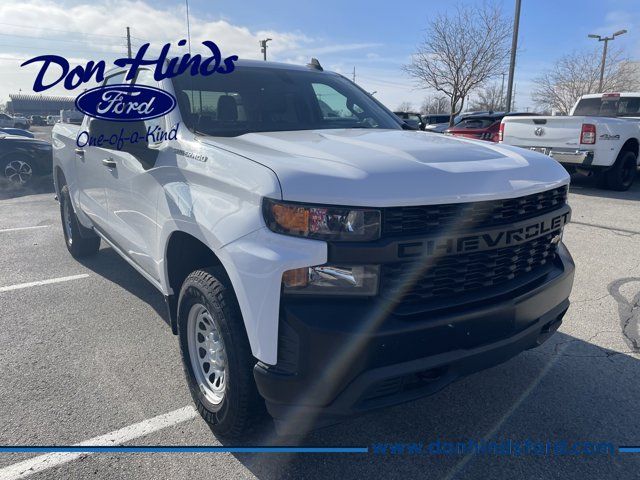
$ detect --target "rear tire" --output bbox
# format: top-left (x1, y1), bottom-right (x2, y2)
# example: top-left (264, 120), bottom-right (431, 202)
top-left (178, 267), bottom-right (265, 438)
top-left (59, 185), bottom-right (100, 258)
top-left (605, 150), bottom-right (637, 191)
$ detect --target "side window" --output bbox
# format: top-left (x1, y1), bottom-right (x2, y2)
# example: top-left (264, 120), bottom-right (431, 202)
top-left (0, 113), bottom-right (9, 120)
top-left (133, 69), bottom-right (165, 144)
top-left (180, 89), bottom-right (246, 132)
top-left (103, 71), bottom-right (127, 86)
top-left (311, 83), bottom-right (364, 120)
top-left (184, 91), bottom-right (245, 120)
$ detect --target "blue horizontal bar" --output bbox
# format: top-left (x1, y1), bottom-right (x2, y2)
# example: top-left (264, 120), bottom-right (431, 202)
top-left (619, 447), bottom-right (640, 453)
top-left (0, 446), bottom-right (369, 454)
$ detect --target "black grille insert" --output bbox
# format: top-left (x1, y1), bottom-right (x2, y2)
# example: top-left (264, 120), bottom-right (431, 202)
top-left (382, 186), bottom-right (568, 237)
top-left (381, 231), bottom-right (559, 304)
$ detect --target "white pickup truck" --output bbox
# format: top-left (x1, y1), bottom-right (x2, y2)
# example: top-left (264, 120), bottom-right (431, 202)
top-left (52, 60), bottom-right (574, 436)
top-left (0, 112), bottom-right (30, 130)
top-left (499, 92), bottom-right (640, 190)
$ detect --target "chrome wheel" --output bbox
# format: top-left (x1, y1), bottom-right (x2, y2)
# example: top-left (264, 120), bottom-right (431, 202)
top-left (5, 160), bottom-right (33, 185)
top-left (187, 303), bottom-right (227, 405)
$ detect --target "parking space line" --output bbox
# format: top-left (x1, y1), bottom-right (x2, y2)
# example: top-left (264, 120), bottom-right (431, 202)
top-left (0, 226), bottom-right (50, 234)
top-left (0, 274), bottom-right (90, 293)
top-left (0, 406), bottom-right (198, 480)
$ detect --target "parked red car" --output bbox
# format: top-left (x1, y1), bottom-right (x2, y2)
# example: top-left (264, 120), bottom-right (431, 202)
top-left (445, 112), bottom-right (535, 143)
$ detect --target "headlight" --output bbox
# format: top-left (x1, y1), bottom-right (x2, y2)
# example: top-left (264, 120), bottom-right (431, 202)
top-left (263, 198), bottom-right (381, 242)
top-left (282, 265), bottom-right (379, 296)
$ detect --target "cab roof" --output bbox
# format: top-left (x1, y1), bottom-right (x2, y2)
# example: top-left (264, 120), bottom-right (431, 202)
top-left (580, 92), bottom-right (640, 99)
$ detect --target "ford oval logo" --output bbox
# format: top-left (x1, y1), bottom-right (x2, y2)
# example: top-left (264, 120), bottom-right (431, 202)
top-left (75, 84), bottom-right (176, 122)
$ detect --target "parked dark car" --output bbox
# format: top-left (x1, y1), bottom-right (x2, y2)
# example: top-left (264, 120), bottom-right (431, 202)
top-left (445, 112), bottom-right (537, 142)
top-left (393, 111), bottom-right (424, 130)
top-left (422, 114), bottom-right (450, 125)
top-left (29, 115), bottom-right (47, 126)
top-left (0, 128), bottom-right (35, 138)
top-left (0, 134), bottom-right (52, 186)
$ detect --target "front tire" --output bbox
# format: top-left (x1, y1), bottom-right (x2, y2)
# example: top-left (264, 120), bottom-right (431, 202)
top-left (605, 150), bottom-right (637, 191)
top-left (59, 185), bottom-right (101, 258)
top-left (178, 268), bottom-right (265, 438)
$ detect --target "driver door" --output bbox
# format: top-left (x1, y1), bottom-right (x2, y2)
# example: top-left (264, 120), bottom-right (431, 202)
top-left (102, 68), bottom-right (165, 280)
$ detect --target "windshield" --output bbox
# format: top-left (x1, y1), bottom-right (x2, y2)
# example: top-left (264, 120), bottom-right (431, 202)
top-left (573, 96), bottom-right (640, 117)
top-left (172, 66), bottom-right (401, 137)
top-left (454, 117), bottom-right (499, 129)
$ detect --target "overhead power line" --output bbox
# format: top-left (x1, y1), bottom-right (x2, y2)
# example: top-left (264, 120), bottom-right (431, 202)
top-left (356, 74), bottom-right (413, 88)
top-left (0, 21), bottom-right (129, 39)
top-left (0, 42), bottom-right (128, 56)
top-left (0, 32), bottom-right (126, 45)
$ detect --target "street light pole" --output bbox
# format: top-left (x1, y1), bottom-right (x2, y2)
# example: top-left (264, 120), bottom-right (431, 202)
top-left (588, 30), bottom-right (627, 92)
top-left (259, 38), bottom-right (272, 61)
top-left (505, 0), bottom-right (521, 114)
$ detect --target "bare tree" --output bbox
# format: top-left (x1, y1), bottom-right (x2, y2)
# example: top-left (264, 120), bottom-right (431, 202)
top-left (532, 47), bottom-right (640, 114)
top-left (403, 3), bottom-right (511, 125)
top-left (395, 101), bottom-right (414, 112)
top-left (420, 95), bottom-right (449, 114)
top-left (468, 83), bottom-right (504, 111)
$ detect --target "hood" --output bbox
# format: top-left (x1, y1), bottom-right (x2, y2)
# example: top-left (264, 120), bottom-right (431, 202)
top-left (201, 129), bottom-right (569, 207)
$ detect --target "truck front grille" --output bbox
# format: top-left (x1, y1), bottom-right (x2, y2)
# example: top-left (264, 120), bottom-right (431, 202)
top-left (381, 231), bottom-right (559, 304)
top-left (382, 186), bottom-right (568, 237)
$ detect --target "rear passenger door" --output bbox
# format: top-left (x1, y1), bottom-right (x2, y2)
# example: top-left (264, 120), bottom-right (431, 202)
top-left (77, 71), bottom-right (129, 230)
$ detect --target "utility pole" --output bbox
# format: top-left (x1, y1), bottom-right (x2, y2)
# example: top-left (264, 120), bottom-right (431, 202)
top-left (259, 38), bottom-right (272, 61)
top-left (500, 73), bottom-right (506, 110)
top-left (352, 66), bottom-right (356, 83)
top-left (588, 30), bottom-right (627, 92)
top-left (126, 27), bottom-right (132, 59)
top-left (505, 0), bottom-right (521, 114)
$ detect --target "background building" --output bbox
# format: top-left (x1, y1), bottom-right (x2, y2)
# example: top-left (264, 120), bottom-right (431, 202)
top-left (6, 94), bottom-right (76, 116)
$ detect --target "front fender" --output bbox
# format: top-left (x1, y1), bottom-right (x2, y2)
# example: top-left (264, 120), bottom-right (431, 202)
top-left (217, 229), bottom-right (327, 365)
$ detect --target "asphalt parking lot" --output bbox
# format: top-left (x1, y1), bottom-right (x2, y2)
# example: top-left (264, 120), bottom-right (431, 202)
top-left (0, 174), bottom-right (639, 479)
top-left (29, 126), bottom-right (53, 142)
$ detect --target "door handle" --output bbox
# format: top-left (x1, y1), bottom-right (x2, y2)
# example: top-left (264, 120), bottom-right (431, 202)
top-left (102, 158), bottom-right (117, 169)
top-left (74, 148), bottom-right (84, 158)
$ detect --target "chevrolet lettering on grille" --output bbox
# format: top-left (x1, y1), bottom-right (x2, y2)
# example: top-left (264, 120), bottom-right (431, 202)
top-left (398, 209), bottom-right (570, 258)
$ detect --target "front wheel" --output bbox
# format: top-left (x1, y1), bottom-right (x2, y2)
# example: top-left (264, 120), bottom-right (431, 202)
top-left (605, 150), bottom-right (637, 191)
top-left (178, 268), bottom-right (265, 438)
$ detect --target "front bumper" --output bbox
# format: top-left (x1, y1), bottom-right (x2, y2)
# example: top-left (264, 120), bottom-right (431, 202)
top-left (254, 244), bottom-right (574, 431)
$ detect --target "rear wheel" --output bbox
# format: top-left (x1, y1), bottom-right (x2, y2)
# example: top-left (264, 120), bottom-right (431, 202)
top-left (178, 268), bottom-right (265, 438)
top-left (605, 150), bottom-right (637, 191)
top-left (59, 185), bottom-right (100, 258)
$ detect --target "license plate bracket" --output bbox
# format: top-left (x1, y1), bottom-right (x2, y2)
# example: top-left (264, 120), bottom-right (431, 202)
top-left (530, 147), bottom-right (550, 155)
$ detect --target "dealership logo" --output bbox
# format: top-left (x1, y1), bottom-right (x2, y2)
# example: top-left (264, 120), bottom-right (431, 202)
top-left (20, 39), bottom-right (237, 123)
top-left (75, 84), bottom-right (176, 122)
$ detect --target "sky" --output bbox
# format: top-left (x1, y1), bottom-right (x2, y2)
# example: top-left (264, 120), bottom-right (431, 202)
top-left (0, 0), bottom-right (639, 112)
